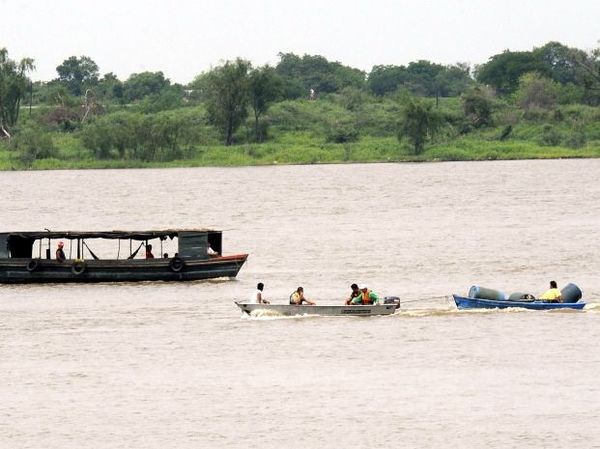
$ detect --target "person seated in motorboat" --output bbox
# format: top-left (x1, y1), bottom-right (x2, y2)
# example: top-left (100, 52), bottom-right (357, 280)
top-left (539, 280), bottom-right (562, 303)
top-left (345, 283), bottom-right (361, 305)
top-left (56, 241), bottom-right (66, 262)
top-left (349, 285), bottom-right (380, 305)
top-left (251, 282), bottom-right (270, 304)
top-left (289, 286), bottom-right (315, 305)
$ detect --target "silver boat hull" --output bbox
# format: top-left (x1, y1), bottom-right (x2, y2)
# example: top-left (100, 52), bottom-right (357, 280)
top-left (235, 301), bottom-right (398, 317)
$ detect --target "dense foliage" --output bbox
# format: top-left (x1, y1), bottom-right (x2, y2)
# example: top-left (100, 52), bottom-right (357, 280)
top-left (0, 49), bottom-right (34, 138)
top-left (0, 41), bottom-right (599, 168)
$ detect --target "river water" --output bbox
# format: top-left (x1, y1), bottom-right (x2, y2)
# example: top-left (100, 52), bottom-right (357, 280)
top-left (1, 160), bottom-right (599, 448)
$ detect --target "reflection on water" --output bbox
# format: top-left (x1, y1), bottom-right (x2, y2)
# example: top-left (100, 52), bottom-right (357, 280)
top-left (1, 160), bottom-right (600, 448)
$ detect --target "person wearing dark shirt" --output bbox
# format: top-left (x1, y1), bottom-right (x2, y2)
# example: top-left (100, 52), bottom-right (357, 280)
top-left (56, 241), bottom-right (66, 262)
top-left (145, 244), bottom-right (154, 259)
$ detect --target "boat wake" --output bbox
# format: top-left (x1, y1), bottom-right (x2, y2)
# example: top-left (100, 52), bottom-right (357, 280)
top-left (242, 310), bottom-right (318, 320)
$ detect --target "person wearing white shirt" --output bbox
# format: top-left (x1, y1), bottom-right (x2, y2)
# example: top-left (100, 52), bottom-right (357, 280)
top-left (251, 282), bottom-right (270, 304)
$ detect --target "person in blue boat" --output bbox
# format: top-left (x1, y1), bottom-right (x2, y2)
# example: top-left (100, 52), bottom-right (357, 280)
top-left (349, 285), bottom-right (380, 305)
top-left (539, 280), bottom-right (562, 303)
top-left (289, 286), bottom-right (315, 305)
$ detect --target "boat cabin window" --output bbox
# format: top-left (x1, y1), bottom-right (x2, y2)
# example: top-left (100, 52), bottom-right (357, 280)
top-left (6, 236), bottom-right (35, 258)
top-left (178, 231), bottom-right (222, 258)
top-left (207, 232), bottom-right (222, 255)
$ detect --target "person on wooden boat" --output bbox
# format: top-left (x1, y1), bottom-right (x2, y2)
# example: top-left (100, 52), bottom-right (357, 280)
top-left (251, 282), bottom-right (270, 304)
top-left (345, 283), bottom-right (361, 305)
top-left (55, 241), bottom-right (66, 262)
top-left (539, 280), bottom-right (562, 303)
top-left (145, 244), bottom-right (154, 259)
top-left (289, 286), bottom-right (316, 305)
top-left (350, 285), bottom-right (380, 305)
top-left (207, 244), bottom-right (219, 257)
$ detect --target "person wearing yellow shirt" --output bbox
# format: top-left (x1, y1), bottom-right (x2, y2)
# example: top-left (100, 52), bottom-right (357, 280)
top-left (539, 280), bottom-right (562, 303)
top-left (289, 286), bottom-right (316, 305)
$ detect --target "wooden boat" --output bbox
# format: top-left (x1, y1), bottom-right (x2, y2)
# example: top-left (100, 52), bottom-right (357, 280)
top-left (453, 295), bottom-right (586, 310)
top-left (0, 229), bottom-right (247, 284)
top-left (235, 300), bottom-right (400, 317)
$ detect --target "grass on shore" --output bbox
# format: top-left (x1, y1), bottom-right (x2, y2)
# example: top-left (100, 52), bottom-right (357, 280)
top-left (1, 133), bottom-right (599, 171)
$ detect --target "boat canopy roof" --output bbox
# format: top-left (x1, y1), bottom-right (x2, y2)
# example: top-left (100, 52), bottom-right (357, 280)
top-left (1, 229), bottom-right (219, 241)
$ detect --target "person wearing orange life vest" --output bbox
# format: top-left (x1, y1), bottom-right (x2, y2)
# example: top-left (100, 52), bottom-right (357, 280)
top-left (349, 284), bottom-right (380, 305)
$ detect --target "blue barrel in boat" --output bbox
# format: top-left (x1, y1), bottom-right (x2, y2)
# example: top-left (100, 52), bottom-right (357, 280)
top-left (560, 283), bottom-right (582, 303)
top-left (468, 285), bottom-right (507, 301)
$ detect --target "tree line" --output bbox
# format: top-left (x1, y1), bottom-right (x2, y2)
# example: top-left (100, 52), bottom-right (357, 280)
top-left (1, 41), bottom-right (599, 163)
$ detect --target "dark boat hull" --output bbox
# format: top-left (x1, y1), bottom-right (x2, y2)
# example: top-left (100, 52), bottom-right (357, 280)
top-left (453, 295), bottom-right (586, 310)
top-left (0, 254), bottom-right (248, 284)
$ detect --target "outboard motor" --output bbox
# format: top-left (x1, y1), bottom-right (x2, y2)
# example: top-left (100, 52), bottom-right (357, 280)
top-left (561, 283), bottom-right (582, 303)
top-left (384, 296), bottom-right (401, 309)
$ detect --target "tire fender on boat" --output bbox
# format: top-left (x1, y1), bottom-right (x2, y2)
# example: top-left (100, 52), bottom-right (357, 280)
top-left (26, 259), bottom-right (40, 272)
top-left (169, 256), bottom-right (185, 273)
top-left (71, 260), bottom-right (86, 275)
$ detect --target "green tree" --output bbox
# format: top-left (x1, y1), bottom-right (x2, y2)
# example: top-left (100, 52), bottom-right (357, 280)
top-left (96, 72), bottom-right (123, 101)
top-left (367, 65), bottom-right (409, 96)
top-left (462, 86), bottom-right (494, 128)
top-left (533, 42), bottom-right (588, 86)
top-left (515, 73), bottom-right (558, 110)
top-left (368, 62), bottom-right (472, 98)
top-left (122, 71), bottom-right (170, 103)
top-left (188, 72), bottom-right (210, 102)
top-left (476, 50), bottom-right (547, 94)
top-left (398, 98), bottom-right (442, 154)
top-left (0, 48), bottom-right (35, 138)
top-left (434, 63), bottom-right (474, 98)
top-left (248, 66), bottom-right (283, 142)
top-left (575, 43), bottom-right (600, 105)
top-left (56, 56), bottom-right (99, 96)
top-left (275, 53), bottom-right (365, 98)
top-left (205, 58), bottom-right (251, 145)
top-left (404, 60), bottom-right (445, 96)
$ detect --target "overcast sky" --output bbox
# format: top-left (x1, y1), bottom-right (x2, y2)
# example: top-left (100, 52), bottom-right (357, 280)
top-left (2, 0), bottom-right (599, 84)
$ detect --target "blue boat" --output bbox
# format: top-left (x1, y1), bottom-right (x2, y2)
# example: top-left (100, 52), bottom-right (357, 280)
top-left (453, 294), bottom-right (586, 310)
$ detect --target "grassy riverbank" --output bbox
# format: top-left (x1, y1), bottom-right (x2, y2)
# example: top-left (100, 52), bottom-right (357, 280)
top-left (1, 133), bottom-right (599, 171)
top-left (0, 138), bottom-right (600, 170)
top-left (1, 137), bottom-right (599, 171)
top-left (2, 96), bottom-right (599, 170)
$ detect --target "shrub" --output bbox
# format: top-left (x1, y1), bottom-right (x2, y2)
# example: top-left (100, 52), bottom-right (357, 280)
top-left (538, 124), bottom-right (562, 146)
top-left (9, 125), bottom-right (57, 165)
top-left (515, 73), bottom-right (558, 110)
top-left (564, 130), bottom-right (587, 148)
top-left (325, 120), bottom-right (359, 143)
top-left (462, 86), bottom-right (494, 128)
top-left (398, 98), bottom-right (443, 154)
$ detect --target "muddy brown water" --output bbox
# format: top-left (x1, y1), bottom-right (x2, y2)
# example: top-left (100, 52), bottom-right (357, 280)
top-left (1, 160), bottom-right (599, 448)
